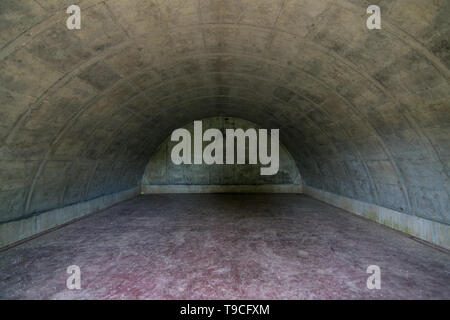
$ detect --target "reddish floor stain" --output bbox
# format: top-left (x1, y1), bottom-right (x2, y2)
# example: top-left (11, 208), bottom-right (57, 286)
top-left (0, 194), bottom-right (449, 299)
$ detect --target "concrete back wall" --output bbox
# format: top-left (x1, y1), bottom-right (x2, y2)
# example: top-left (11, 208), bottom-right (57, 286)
top-left (142, 117), bottom-right (301, 188)
top-left (0, 0), bottom-right (449, 241)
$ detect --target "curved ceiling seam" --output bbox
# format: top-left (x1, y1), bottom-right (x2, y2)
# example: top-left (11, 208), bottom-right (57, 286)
top-left (143, 85), bottom-right (379, 203)
top-left (360, 59), bottom-right (450, 181)
top-left (128, 99), bottom-right (354, 195)
top-left (3, 42), bottom-right (160, 155)
top-left (103, 2), bottom-right (132, 40)
top-left (134, 112), bottom-right (304, 185)
top-left (26, 103), bottom-right (150, 213)
top-left (96, 124), bottom-right (177, 198)
top-left (138, 99), bottom-right (333, 173)
top-left (139, 99), bottom-right (368, 199)
top-left (34, 63), bottom-right (411, 211)
top-left (81, 114), bottom-right (146, 202)
top-left (0, 10), bottom-right (59, 58)
top-left (3, 26), bottom-right (438, 152)
top-left (2, 10), bottom-right (446, 184)
top-left (22, 58), bottom-right (416, 215)
top-left (329, 1), bottom-right (450, 80)
top-left (297, 66), bottom-right (414, 210)
top-left (128, 66), bottom-right (395, 156)
top-left (402, 110), bottom-right (450, 182)
top-left (2, 0), bottom-right (447, 81)
top-left (79, 107), bottom-right (159, 201)
top-left (14, 49), bottom-right (439, 213)
top-left (111, 45), bottom-right (446, 161)
top-left (119, 83), bottom-right (355, 168)
top-left (126, 25), bottom-right (446, 112)
top-left (0, 2), bottom-right (448, 228)
top-left (23, 68), bottom-right (168, 212)
top-left (1, 2), bottom-right (138, 153)
top-left (87, 99), bottom-right (293, 201)
top-left (100, 95), bottom-right (307, 180)
top-left (272, 0), bottom-right (289, 28)
top-left (128, 88), bottom-right (380, 203)
top-left (312, 39), bottom-right (450, 182)
top-left (235, 18), bottom-right (450, 175)
top-left (123, 56), bottom-right (374, 117)
top-left (112, 92), bottom-right (347, 184)
top-left (312, 35), bottom-right (450, 173)
top-left (114, 86), bottom-right (313, 157)
top-left (1, 50), bottom-right (269, 147)
top-left (2, 70), bottom-right (64, 146)
top-left (60, 111), bottom-right (139, 204)
top-left (2, 40), bottom-right (132, 146)
top-left (58, 31), bottom-right (184, 202)
top-left (0, 0), bottom-right (106, 60)
top-left (32, 0), bottom-right (45, 11)
top-left (124, 106), bottom-right (274, 177)
top-left (129, 68), bottom-right (375, 139)
top-left (23, 76), bottom-right (154, 212)
top-left (372, 20), bottom-right (450, 81)
top-left (242, 0), bottom-right (288, 59)
top-left (195, 0), bottom-right (207, 49)
top-left (1, 17), bottom-right (445, 117)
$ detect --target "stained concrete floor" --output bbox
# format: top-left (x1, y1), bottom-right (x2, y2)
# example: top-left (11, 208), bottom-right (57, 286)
top-left (0, 194), bottom-right (449, 300)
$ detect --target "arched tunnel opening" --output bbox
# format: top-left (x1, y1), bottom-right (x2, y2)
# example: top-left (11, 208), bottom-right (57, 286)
top-left (0, 0), bottom-right (449, 300)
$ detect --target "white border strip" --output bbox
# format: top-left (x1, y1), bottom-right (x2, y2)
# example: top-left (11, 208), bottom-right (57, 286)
top-left (0, 187), bottom-right (140, 249)
top-left (303, 185), bottom-right (450, 249)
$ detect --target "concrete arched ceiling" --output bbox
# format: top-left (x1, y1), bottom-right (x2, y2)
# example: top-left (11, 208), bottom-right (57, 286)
top-left (0, 0), bottom-right (449, 225)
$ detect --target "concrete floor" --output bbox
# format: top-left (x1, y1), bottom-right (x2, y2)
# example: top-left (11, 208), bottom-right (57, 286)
top-left (0, 194), bottom-right (448, 300)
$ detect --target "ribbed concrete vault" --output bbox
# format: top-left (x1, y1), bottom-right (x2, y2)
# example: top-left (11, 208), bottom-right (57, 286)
top-left (0, 0), bottom-right (449, 235)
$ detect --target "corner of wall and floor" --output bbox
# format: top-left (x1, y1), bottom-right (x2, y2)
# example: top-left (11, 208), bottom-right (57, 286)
top-left (0, 187), bottom-right (140, 249)
top-left (2, 182), bottom-right (449, 251)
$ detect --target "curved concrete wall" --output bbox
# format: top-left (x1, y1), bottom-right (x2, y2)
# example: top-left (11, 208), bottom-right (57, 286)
top-left (0, 1), bottom-right (449, 240)
top-left (141, 117), bottom-right (302, 190)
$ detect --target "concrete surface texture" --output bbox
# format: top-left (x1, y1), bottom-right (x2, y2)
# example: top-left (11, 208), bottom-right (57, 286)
top-left (142, 117), bottom-right (301, 186)
top-left (0, 1), bottom-right (449, 243)
top-left (0, 194), bottom-right (449, 300)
